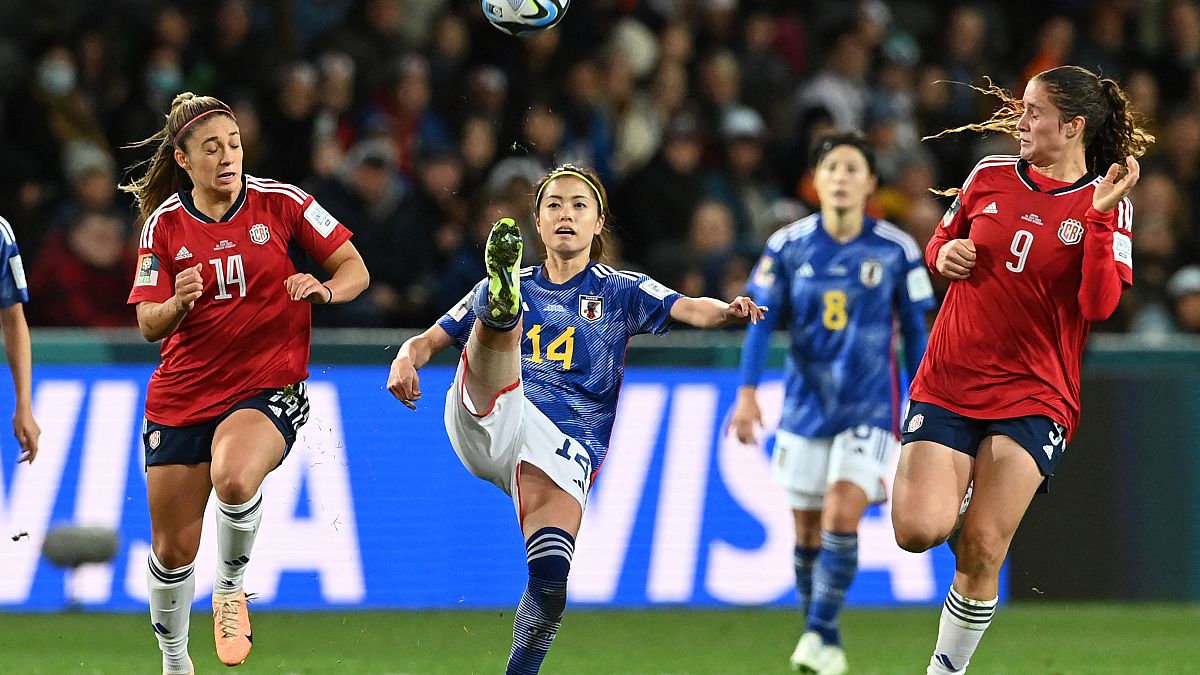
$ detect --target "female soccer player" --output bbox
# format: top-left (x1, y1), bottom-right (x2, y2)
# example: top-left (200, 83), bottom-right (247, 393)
top-left (0, 215), bottom-right (39, 464)
top-left (124, 92), bottom-right (368, 674)
top-left (730, 132), bottom-right (933, 675)
top-left (890, 66), bottom-right (1152, 674)
top-left (386, 164), bottom-right (765, 675)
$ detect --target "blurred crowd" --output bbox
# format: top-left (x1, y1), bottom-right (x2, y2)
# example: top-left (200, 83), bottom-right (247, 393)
top-left (1, 0), bottom-right (1200, 334)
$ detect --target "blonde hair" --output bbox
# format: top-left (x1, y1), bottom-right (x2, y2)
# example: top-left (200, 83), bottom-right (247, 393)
top-left (119, 92), bottom-right (237, 221)
top-left (926, 68), bottom-right (1155, 195)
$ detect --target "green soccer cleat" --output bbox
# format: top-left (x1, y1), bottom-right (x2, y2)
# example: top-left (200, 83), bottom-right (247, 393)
top-left (480, 217), bottom-right (523, 330)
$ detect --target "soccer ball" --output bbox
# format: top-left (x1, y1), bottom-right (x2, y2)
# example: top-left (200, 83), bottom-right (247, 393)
top-left (482, 0), bottom-right (570, 37)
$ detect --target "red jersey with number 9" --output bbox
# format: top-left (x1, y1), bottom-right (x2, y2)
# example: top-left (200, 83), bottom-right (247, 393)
top-left (910, 155), bottom-right (1133, 435)
top-left (128, 175), bottom-right (352, 426)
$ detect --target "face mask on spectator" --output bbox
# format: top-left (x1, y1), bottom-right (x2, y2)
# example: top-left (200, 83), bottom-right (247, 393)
top-left (37, 61), bottom-right (75, 95)
top-left (145, 67), bottom-right (182, 95)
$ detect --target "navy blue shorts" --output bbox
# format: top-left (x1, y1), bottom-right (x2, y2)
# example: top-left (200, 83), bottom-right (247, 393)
top-left (143, 382), bottom-right (311, 467)
top-left (901, 400), bottom-right (1068, 478)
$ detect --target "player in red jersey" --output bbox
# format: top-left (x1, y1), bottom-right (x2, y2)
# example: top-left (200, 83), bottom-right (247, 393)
top-left (123, 93), bottom-right (368, 674)
top-left (889, 66), bottom-right (1153, 674)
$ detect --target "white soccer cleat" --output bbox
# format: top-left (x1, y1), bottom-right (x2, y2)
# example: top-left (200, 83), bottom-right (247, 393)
top-left (789, 631), bottom-right (824, 672)
top-left (816, 643), bottom-right (849, 675)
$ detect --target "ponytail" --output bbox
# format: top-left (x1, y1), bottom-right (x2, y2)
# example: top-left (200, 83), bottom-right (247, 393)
top-left (1092, 77), bottom-right (1154, 173)
top-left (119, 92), bottom-right (236, 222)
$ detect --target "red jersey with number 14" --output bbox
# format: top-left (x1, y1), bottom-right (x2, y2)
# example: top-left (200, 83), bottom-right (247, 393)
top-left (127, 175), bottom-right (352, 426)
top-left (910, 155), bottom-right (1133, 435)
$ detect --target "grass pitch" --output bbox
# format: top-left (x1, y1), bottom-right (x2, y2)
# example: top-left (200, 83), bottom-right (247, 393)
top-left (1, 604), bottom-right (1197, 674)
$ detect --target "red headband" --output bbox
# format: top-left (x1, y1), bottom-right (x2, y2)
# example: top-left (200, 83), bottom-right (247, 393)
top-left (172, 108), bottom-right (236, 147)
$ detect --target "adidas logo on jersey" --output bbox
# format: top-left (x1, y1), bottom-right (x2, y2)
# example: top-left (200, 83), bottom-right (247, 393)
top-left (982, 202), bottom-right (998, 214)
top-left (174, 246), bottom-right (193, 260)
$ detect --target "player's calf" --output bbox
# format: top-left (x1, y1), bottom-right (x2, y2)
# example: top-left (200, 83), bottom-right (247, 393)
top-left (507, 526), bottom-right (574, 675)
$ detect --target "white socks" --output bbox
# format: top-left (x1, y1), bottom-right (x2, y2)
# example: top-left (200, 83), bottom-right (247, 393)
top-left (215, 491), bottom-right (264, 594)
top-left (147, 551), bottom-right (195, 674)
top-left (927, 586), bottom-right (997, 674)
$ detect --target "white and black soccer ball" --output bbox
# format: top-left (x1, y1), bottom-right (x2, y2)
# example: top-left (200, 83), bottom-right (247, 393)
top-left (482, 0), bottom-right (570, 37)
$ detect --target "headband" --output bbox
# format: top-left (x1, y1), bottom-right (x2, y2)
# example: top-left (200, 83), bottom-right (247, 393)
top-left (536, 169), bottom-right (605, 215)
top-left (172, 108), bottom-right (236, 147)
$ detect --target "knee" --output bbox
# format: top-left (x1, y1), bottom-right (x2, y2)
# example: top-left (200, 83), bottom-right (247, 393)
top-left (892, 514), bottom-right (950, 553)
top-left (211, 470), bottom-right (259, 505)
top-left (152, 538), bottom-right (199, 570)
top-left (955, 530), bottom-right (1008, 579)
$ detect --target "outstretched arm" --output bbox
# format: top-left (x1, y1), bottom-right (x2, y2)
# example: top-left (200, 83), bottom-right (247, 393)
top-left (669, 295), bottom-right (767, 329)
top-left (387, 324), bottom-right (455, 410)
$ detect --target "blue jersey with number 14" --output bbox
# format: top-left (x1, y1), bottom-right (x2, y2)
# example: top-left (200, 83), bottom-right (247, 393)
top-left (740, 214), bottom-right (934, 437)
top-left (438, 262), bottom-right (681, 468)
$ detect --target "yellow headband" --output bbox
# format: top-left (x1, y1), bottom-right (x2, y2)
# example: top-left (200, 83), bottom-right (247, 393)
top-left (536, 169), bottom-right (605, 215)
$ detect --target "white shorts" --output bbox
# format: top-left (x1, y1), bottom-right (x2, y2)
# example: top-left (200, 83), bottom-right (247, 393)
top-left (770, 425), bottom-right (897, 510)
top-left (444, 353), bottom-right (593, 517)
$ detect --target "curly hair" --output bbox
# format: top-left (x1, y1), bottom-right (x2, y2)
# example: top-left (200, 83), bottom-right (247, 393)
top-left (926, 67), bottom-right (1155, 195)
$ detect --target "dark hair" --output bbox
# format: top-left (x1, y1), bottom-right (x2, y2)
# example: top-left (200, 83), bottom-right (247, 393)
top-left (531, 163), bottom-right (611, 263)
top-left (811, 131), bottom-right (877, 174)
top-left (925, 67), bottom-right (1154, 193)
top-left (119, 92), bottom-right (237, 222)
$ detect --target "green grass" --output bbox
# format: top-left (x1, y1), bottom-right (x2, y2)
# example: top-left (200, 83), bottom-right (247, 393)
top-left (2, 604), bottom-right (1198, 674)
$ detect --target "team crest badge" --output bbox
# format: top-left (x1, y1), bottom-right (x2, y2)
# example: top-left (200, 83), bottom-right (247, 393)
top-left (579, 294), bottom-right (604, 321)
top-left (148, 430), bottom-right (161, 450)
top-left (249, 223), bottom-right (270, 245)
top-left (860, 259), bottom-right (884, 288)
top-left (906, 414), bottom-right (924, 433)
top-left (1058, 218), bottom-right (1083, 245)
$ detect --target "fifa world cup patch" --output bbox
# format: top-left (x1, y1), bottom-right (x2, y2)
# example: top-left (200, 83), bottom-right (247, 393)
top-left (135, 253), bottom-right (160, 287)
top-left (638, 279), bottom-right (676, 300)
top-left (304, 200), bottom-right (338, 238)
top-left (579, 294), bottom-right (603, 321)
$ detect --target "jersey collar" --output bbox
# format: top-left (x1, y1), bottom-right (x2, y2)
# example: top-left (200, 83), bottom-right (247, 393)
top-left (1015, 159), bottom-right (1099, 195)
top-left (533, 261), bottom-right (595, 290)
top-left (178, 174), bottom-right (248, 223)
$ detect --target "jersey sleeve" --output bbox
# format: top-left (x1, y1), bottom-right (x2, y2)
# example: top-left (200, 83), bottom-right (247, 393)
top-left (128, 215), bottom-right (176, 305)
top-left (738, 243), bottom-right (788, 387)
top-left (926, 158), bottom-right (990, 272)
top-left (292, 194), bottom-right (354, 264)
top-left (625, 275), bottom-right (682, 336)
top-left (435, 283), bottom-right (479, 350)
top-left (0, 220), bottom-right (28, 308)
top-left (1113, 197), bottom-right (1133, 285)
top-left (895, 250), bottom-right (933, 384)
top-left (1078, 200), bottom-right (1131, 321)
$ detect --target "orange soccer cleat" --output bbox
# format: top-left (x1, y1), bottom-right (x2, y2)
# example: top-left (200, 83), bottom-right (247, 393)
top-left (212, 589), bottom-right (253, 666)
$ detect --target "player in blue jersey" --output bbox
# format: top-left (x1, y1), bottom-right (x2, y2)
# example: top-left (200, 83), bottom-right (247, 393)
top-left (387, 164), bottom-right (765, 675)
top-left (0, 216), bottom-right (39, 465)
top-left (730, 133), bottom-right (934, 675)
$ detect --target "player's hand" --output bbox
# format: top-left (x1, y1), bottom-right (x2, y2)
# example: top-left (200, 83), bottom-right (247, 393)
top-left (1093, 156), bottom-right (1139, 213)
top-left (387, 357), bottom-right (421, 410)
top-left (726, 296), bottom-right (768, 324)
top-left (13, 406), bottom-right (40, 464)
top-left (285, 273), bottom-right (331, 304)
top-left (936, 239), bottom-right (976, 280)
top-left (728, 388), bottom-right (762, 444)
top-left (173, 263), bottom-right (204, 313)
